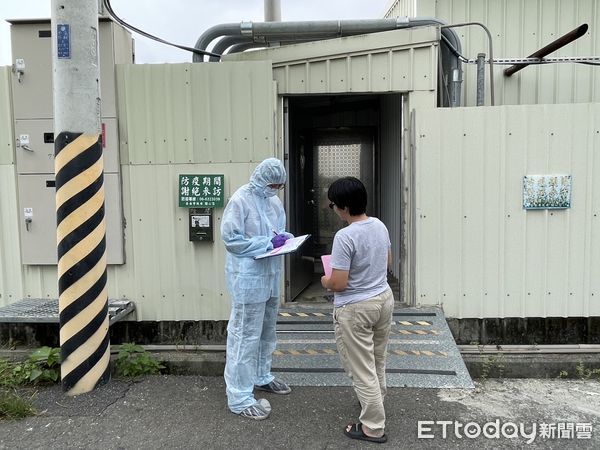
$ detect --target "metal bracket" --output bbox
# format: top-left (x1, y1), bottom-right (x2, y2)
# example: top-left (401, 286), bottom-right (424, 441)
top-left (240, 21), bottom-right (253, 37)
top-left (14, 58), bottom-right (25, 83)
top-left (467, 56), bottom-right (600, 65)
top-left (108, 300), bottom-right (137, 326)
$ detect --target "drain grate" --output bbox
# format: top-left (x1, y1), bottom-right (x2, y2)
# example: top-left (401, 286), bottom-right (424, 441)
top-left (0, 298), bottom-right (135, 326)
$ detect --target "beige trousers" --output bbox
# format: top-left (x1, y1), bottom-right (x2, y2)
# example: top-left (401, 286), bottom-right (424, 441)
top-left (333, 288), bottom-right (394, 436)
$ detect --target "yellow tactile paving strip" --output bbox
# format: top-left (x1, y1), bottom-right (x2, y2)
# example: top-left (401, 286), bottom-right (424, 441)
top-left (394, 329), bottom-right (439, 335)
top-left (279, 312), bottom-right (433, 327)
top-left (279, 312), bottom-right (330, 317)
top-left (398, 320), bottom-right (432, 326)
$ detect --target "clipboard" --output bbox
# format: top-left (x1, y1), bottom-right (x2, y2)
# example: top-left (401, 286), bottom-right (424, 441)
top-left (254, 234), bottom-right (311, 260)
top-left (321, 254), bottom-right (332, 277)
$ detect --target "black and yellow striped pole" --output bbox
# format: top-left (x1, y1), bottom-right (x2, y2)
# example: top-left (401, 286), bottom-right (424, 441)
top-left (55, 133), bottom-right (110, 394)
top-left (52, 0), bottom-right (110, 395)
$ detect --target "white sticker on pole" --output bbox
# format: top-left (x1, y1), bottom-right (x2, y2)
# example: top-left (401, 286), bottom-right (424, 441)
top-left (24, 207), bottom-right (33, 218)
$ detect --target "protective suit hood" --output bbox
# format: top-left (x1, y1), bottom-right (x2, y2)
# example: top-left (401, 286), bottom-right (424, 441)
top-left (249, 158), bottom-right (286, 198)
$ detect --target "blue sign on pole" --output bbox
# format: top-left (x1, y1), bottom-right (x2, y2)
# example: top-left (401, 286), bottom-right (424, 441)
top-left (57, 24), bottom-right (71, 59)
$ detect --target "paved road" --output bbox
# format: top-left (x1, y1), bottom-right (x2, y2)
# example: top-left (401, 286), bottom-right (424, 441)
top-left (1, 376), bottom-right (599, 449)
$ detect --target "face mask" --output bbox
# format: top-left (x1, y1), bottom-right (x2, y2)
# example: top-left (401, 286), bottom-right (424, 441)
top-left (264, 187), bottom-right (279, 197)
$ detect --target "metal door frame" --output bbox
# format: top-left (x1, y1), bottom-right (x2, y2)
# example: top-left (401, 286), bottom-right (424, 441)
top-left (282, 96), bottom-right (292, 302)
top-left (280, 93), bottom-right (412, 305)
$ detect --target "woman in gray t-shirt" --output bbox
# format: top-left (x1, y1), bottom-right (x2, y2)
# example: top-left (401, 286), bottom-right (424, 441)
top-left (321, 176), bottom-right (394, 444)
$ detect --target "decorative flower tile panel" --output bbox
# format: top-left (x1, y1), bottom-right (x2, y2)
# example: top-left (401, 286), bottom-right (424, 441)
top-left (523, 175), bottom-right (572, 209)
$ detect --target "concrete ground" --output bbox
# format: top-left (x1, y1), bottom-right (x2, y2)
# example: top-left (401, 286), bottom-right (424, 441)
top-left (1, 376), bottom-right (599, 449)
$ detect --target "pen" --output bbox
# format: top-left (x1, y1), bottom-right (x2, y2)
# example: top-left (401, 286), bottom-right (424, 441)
top-left (273, 230), bottom-right (278, 236)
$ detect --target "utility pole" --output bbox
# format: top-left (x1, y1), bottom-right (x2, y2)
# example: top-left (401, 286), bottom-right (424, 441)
top-left (51, 0), bottom-right (110, 395)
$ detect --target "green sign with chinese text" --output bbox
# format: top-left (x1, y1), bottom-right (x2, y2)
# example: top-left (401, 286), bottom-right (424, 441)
top-left (179, 174), bottom-right (224, 208)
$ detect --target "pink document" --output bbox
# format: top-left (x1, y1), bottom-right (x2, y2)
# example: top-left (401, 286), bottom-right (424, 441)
top-left (321, 254), bottom-right (332, 277)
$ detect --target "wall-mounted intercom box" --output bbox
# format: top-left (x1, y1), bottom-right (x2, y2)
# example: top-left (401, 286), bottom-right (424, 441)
top-left (189, 208), bottom-right (213, 242)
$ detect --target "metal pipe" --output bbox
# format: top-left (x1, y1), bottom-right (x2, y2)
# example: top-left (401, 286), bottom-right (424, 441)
top-left (194, 17), bottom-right (460, 59)
top-left (440, 34), bottom-right (468, 62)
top-left (193, 23), bottom-right (246, 62)
top-left (442, 22), bottom-right (495, 106)
top-left (209, 36), bottom-right (254, 61)
top-left (437, 48), bottom-right (447, 106)
top-left (224, 38), bottom-right (329, 56)
top-left (476, 52), bottom-right (486, 106)
top-left (264, 0), bottom-right (281, 22)
top-left (210, 36), bottom-right (326, 62)
top-left (451, 68), bottom-right (463, 107)
top-left (193, 17), bottom-right (463, 107)
top-left (504, 24), bottom-right (588, 76)
top-left (227, 42), bottom-right (262, 54)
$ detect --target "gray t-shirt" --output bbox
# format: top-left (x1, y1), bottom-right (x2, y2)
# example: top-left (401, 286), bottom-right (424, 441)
top-left (330, 217), bottom-right (391, 307)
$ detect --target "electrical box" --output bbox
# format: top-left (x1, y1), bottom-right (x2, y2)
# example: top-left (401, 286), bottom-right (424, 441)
top-left (8, 18), bottom-right (132, 265)
top-left (14, 118), bottom-right (120, 174)
top-left (189, 208), bottom-right (214, 242)
top-left (18, 173), bottom-right (124, 265)
top-left (9, 18), bottom-right (133, 119)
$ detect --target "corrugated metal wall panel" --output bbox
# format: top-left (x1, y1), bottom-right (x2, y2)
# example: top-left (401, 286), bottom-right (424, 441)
top-left (0, 67), bottom-right (21, 306)
top-left (4, 162), bottom-right (259, 321)
top-left (380, 94), bottom-right (403, 281)
top-left (118, 63), bottom-right (193, 165)
top-left (112, 62), bottom-right (276, 320)
top-left (226, 28), bottom-right (439, 95)
top-left (0, 67), bottom-right (13, 165)
top-left (394, 0), bottom-right (600, 106)
top-left (4, 62), bottom-right (275, 320)
top-left (20, 266), bottom-right (57, 299)
top-left (415, 103), bottom-right (600, 319)
top-left (271, 45), bottom-right (436, 95)
top-left (117, 62), bottom-right (274, 165)
top-left (112, 163), bottom-right (260, 321)
top-left (0, 166), bottom-right (23, 307)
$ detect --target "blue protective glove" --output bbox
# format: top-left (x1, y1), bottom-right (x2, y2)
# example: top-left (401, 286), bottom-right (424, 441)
top-left (271, 233), bottom-right (289, 249)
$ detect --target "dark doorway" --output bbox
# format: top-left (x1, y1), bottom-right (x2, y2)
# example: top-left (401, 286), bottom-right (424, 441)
top-left (285, 95), bottom-right (384, 302)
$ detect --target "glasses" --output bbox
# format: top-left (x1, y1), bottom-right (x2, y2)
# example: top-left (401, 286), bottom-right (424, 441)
top-left (329, 202), bottom-right (335, 209)
top-left (268, 184), bottom-right (285, 190)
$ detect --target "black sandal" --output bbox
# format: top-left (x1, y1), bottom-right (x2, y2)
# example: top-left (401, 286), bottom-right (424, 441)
top-left (344, 423), bottom-right (388, 443)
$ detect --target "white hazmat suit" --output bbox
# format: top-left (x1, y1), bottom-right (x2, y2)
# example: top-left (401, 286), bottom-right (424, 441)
top-left (221, 158), bottom-right (292, 414)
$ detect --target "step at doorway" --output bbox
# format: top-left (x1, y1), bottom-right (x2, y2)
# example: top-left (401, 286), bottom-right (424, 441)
top-left (273, 305), bottom-right (474, 389)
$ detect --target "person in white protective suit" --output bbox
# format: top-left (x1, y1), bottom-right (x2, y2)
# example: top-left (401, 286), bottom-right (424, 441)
top-left (220, 157), bottom-right (294, 420)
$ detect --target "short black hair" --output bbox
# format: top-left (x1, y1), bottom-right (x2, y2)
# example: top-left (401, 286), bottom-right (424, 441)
top-left (327, 176), bottom-right (367, 216)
